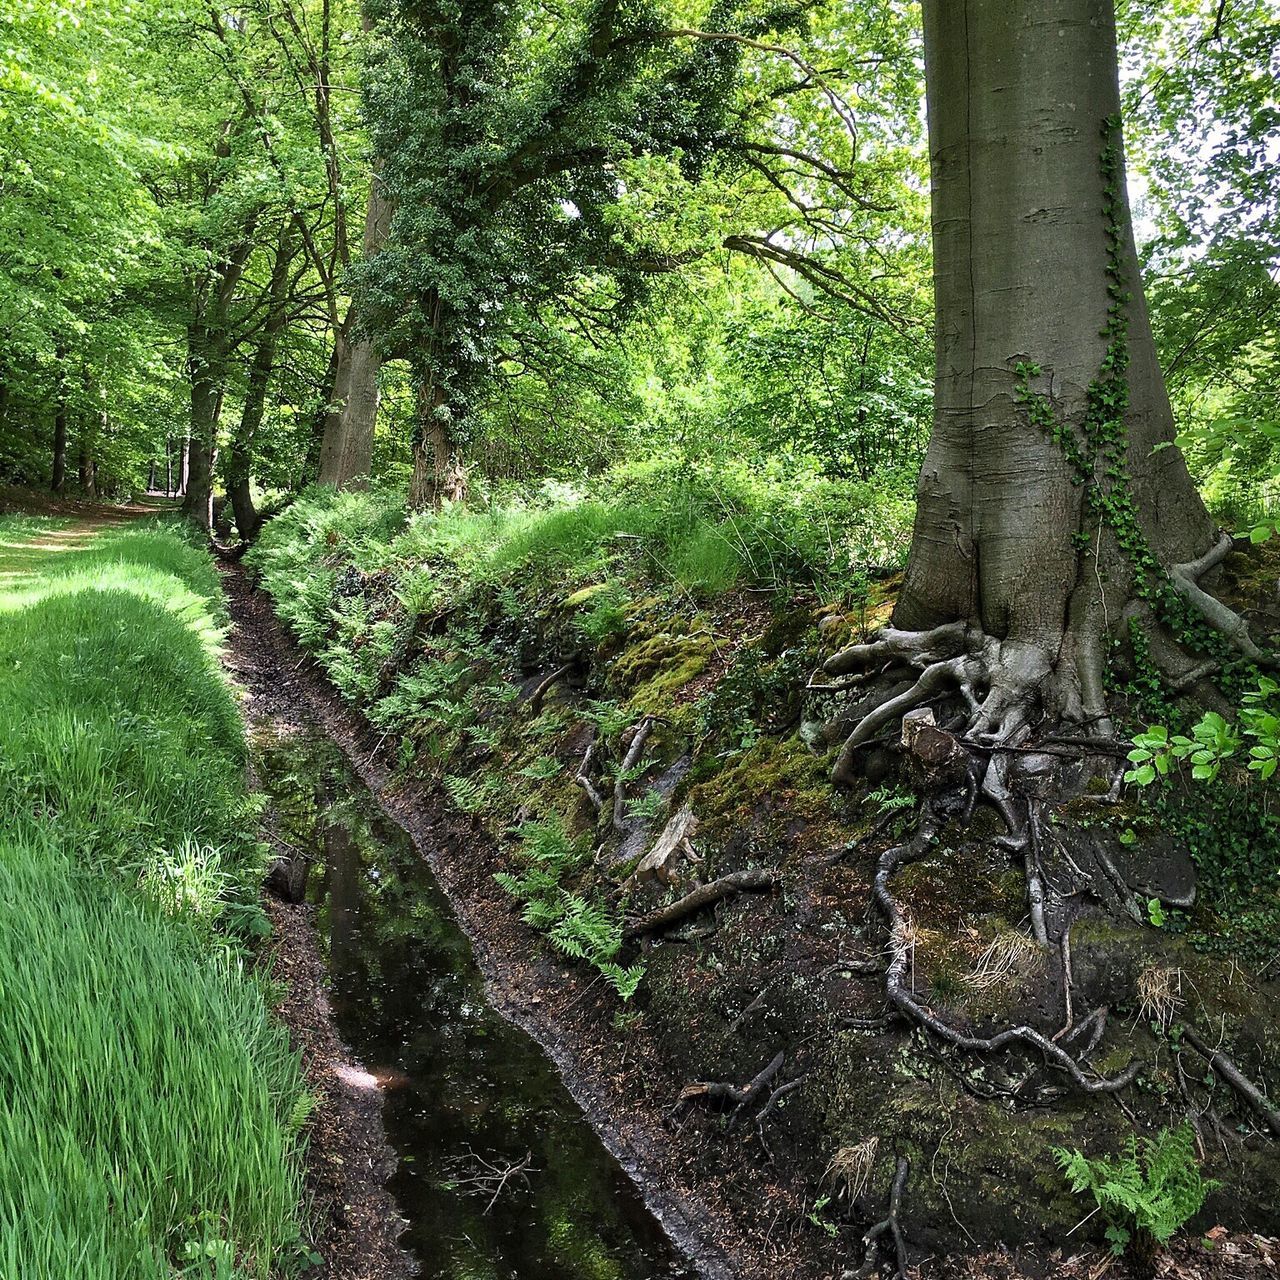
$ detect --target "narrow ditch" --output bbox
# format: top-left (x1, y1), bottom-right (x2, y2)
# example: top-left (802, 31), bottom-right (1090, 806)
top-left (251, 705), bottom-right (697, 1280)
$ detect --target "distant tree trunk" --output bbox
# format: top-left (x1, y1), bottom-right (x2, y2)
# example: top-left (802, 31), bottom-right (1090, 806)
top-left (182, 334), bottom-right (221, 530)
top-left (825, 0), bottom-right (1247, 780)
top-left (179, 437), bottom-right (189, 496)
top-left (316, 170), bottom-right (393, 488)
top-left (78, 440), bottom-right (96, 497)
top-left (408, 377), bottom-right (467, 510)
top-left (51, 347), bottom-right (68, 493)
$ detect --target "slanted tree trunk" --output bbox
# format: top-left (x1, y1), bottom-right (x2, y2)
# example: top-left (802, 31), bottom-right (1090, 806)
top-left (316, 170), bottom-right (393, 488)
top-left (226, 225), bottom-right (295, 541)
top-left (824, 0), bottom-right (1252, 782)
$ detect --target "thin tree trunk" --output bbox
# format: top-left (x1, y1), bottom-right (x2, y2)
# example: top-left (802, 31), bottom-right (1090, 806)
top-left (51, 346), bottom-right (67, 493)
top-left (182, 335), bottom-right (220, 530)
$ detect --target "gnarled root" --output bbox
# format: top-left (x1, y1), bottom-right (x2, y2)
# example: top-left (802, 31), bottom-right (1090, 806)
top-left (1171, 534), bottom-right (1278, 669)
top-left (841, 1156), bottom-right (910, 1280)
top-left (869, 816), bottom-right (1140, 1095)
top-left (824, 624), bottom-right (1056, 786)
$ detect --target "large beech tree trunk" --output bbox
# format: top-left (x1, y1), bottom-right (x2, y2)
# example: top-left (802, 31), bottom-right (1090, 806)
top-left (905, 0), bottom-right (1213, 634)
top-left (316, 171), bottom-right (393, 488)
top-left (824, 0), bottom-right (1240, 782)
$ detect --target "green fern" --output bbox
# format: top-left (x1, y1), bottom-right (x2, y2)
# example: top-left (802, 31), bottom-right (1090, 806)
top-left (443, 773), bottom-right (501, 814)
top-left (491, 817), bottom-right (643, 999)
top-left (1053, 1124), bottom-right (1216, 1256)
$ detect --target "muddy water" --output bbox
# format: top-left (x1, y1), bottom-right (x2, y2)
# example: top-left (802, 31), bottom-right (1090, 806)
top-left (255, 725), bottom-right (695, 1280)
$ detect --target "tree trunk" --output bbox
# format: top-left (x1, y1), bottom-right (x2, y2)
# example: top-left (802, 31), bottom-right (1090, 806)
top-left (226, 333), bottom-right (276, 541)
top-left (78, 440), bottom-right (96, 498)
top-left (182, 339), bottom-right (220, 530)
top-left (50, 348), bottom-right (67, 493)
top-left (316, 169), bottom-right (393, 488)
top-left (408, 379), bottom-right (467, 510)
top-left (902, 0), bottom-right (1213, 649)
top-left (824, 0), bottom-right (1243, 779)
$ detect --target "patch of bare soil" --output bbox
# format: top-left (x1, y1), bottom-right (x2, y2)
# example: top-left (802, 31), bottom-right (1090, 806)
top-left (219, 560), bottom-right (1279, 1280)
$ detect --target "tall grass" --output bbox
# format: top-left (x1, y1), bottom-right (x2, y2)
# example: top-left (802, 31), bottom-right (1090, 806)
top-left (0, 519), bottom-right (308, 1279)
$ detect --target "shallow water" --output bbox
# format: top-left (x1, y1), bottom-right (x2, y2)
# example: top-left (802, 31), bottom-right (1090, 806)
top-left (255, 725), bottom-right (694, 1280)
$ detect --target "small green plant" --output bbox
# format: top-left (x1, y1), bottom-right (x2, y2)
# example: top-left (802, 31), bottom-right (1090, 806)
top-left (494, 818), bottom-right (644, 999)
top-left (1127, 680), bottom-right (1280, 788)
top-left (1053, 1124), bottom-right (1216, 1260)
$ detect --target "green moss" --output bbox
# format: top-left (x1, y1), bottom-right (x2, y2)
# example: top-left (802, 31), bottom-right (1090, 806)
top-left (689, 735), bottom-right (833, 843)
top-left (611, 631), bottom-right (713, 711)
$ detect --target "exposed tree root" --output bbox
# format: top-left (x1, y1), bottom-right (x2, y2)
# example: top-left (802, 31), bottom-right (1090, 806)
top-left (869, 816), bottom-right (1139, 1095)
top-left (574, 736), bottom-right (606, 813)
top-left (625, 868), bottom-right (779, 938)
top-left (613, 716), bottom-right (656, 834)
top-left (527, 662), bottom-right (572, 715)
top-left (1171, 534), bottom-right (1278, 668)
top-left (1180, 1024), bottom-right (1280, 1138)
top-left (841, 1156), bottom-right (910, 1280)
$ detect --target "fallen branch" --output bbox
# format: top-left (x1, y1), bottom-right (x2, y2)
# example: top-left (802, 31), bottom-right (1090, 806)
top-left (843, 1156), bottom-right (910, 1280)
top-left (676, 1049), bottom-right (785, 1118)
top-left (625, 868), bottom-right (779, 938)
top-left (1180, 1024), bottom-right (1280, 1138)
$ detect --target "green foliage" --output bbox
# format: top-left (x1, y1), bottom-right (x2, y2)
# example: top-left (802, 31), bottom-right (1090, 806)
top-left (0, 519), bottom-right (307, 1278)
top-left (1053, 1124), bottom-right (1216, 1256)
top-left (1126, 677), bottom-right (1280, 787)
top-left (493, 819), bottom-right (643, 999)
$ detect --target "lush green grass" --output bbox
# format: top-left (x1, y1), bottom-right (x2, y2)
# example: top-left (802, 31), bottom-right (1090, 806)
top-left (0, 518), bottom-right (309, 1279)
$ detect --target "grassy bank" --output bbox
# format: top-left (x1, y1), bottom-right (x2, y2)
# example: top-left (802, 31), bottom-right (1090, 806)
top-left (0, 515), bottom-right (309, 1279)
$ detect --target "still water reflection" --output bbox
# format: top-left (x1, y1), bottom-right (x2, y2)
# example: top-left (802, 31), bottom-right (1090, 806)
top-left (256, 727), bottom-right (694, 1280)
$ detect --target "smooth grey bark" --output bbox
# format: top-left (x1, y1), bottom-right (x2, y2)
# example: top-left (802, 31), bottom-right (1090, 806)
top-left (316, 170), bottom-right (393, 488)
top-left (878, 0), bottom-right (1217, 729)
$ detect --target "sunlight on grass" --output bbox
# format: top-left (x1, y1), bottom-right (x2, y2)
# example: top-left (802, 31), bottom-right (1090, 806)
top-left (0, 515), bottom-right (309, 1279)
